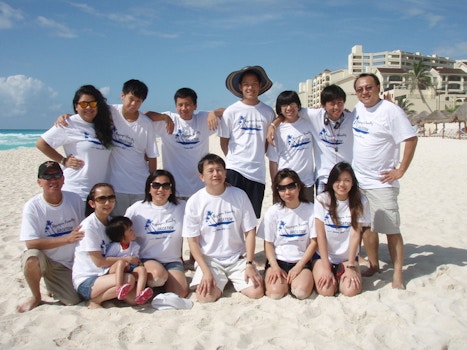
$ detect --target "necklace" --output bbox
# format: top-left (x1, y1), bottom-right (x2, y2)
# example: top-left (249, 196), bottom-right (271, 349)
top-left (325, 112), bottom-right (344, 153)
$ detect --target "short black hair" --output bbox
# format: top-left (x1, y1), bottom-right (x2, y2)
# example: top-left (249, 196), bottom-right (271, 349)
top-left (122, 79), bottom-right (148, 100)
top-left (197, 153), bottom-right (225, 174)
top-left (174, 87), bottom-right (197, 105)
top-left (354, 73), bottom-right (380, 90)
top-left (320, 84), bottom-right (346, 105)
top-left (105, 216), bottom-right (133, 243)
top-left (275, 91), bottom-right (301, 115)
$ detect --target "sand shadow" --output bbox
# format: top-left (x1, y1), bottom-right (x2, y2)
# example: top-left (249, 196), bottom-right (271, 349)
top-left (361, 242), bottom-right (467, 290)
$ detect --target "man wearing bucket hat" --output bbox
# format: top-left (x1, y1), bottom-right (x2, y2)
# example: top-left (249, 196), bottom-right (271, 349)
top-left (218, 65), bottom-right (275, 218)
top-left (18, 161), bottom-right (85, 312)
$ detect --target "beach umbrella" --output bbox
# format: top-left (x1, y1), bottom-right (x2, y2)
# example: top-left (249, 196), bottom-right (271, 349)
top-left (409, 110), bottom-right (428, 125)
top-left (451, 102), bottom-right (467, 122)
top-left (423, 110), bottom-right (453, 123)
top-left (451, 102), bottom-right (467, 138)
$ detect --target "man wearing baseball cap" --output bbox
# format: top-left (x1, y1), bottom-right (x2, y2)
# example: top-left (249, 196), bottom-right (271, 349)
top-left (18, 161), bottom-right (85, 312)
top-left (218, 65), bottom-right (275, 218)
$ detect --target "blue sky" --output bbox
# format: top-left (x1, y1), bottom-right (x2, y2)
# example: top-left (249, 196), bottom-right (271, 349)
top-left (1, 0), bottom-right (466, 129)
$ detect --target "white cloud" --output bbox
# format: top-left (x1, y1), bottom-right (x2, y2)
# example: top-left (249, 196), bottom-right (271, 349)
top-left (262, 81), bottom-right (284, 108)
top-left (436, 42), bottom-right (467, 59)
top-left (99, 86), bottom-right (110, 99)
top-left (36, 16), bottom-right (76, 38)
top-left (0, 75), bottom-right (59, 119)
top-left (0, 1), bottom-right (23, 29)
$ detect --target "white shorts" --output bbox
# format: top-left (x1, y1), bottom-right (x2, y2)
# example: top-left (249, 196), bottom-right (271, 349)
top-left (190, 256), bottom-right (254, 293)
top-left (362, 187), bottom-right (400, 234)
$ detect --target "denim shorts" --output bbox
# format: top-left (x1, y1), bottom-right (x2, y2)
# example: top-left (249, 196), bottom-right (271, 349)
top-left (162, 261), bottom-right (185, 272)
top-left (141, 259), bottom-right (185, 272)
top-left (77, 275), bottom-right (99, 300)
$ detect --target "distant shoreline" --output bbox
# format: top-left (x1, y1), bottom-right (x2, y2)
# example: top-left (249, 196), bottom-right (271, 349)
top-left (0, 129), bottom-right (46, 151)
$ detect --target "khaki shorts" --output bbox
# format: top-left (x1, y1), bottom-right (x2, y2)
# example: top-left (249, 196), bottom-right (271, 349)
top-left (361, 187), bottom-right (400, 234)
top-left (22, 249), bottom-right (81, 305)
top-left (190, 256), bottom-right (254, 293)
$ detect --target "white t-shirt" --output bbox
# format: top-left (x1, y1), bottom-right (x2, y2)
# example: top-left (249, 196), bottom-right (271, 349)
top-left (299, 108), bottom-right (354, 185)
top-left (125, 200), bottom-right (185, 263)
top-left (153, 111), bottom-right (214, 197)
top-left (109, 104), bottom-right (159, 194)
top-left (267, 117), bottom-right (315, 186)
top-left (257, 202), bottom-right (315, 263)
top-left (20, 191), bottom-right (84, 269)
top-left (41, 114), bottom-right (112, 200)
top-left (217, 100), bottom-right (275, 184)
top-left (314, 192), bottom-right (370, 264)
top-left (182, 186), bottom-right (257, 265)
top-left (352, 100), bottom-right (416, 189)
top-left (72, 213), bottom-right (111, 289)
top-left (106, 240), bottom-right (141, 258)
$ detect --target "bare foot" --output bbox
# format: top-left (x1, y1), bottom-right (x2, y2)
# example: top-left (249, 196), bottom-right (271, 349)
top-left (86, 301), bottom-right (103, 309)
top-left (361, 266), bottom-right (380, 277)
top-left (358, 255), bottom-right (370, 268)
top-left (392, 271), bottom-right (406, 289)
top-left (17, 297), bottom-right (42, 313)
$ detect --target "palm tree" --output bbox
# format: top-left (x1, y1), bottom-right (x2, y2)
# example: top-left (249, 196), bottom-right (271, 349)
top-left (395, 96), bottom-right (416, 118)
top-left (406, 60), bottom-right (434, 112)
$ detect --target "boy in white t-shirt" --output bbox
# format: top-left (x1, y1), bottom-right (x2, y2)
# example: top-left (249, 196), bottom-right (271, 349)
top-left (218, 66), bottom-right (275, 218)
top-left (146, 87), bottom-right (223, 199)
top-left (182, 153), bottom-right (264, 302)
top-left (109, 79), bottom-right (159, 216)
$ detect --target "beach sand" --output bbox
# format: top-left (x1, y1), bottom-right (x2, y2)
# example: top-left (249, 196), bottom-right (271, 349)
top-left (1, 136), bottom-right (466, 349)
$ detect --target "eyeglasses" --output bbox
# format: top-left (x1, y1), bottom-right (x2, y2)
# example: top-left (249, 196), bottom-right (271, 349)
top-left (355, 85), bottom-right (373, 94)
top-left (77, 101), bottom-right (98, 108)
top-left (94, 195), bottom-right (116, 204)
top-left (151, 182), bottom-right (172, 190)
top-left (281, 103), bottom-right (299, 109)
top-left (277, 182), bottom-right (298, 192)
top-left (40, 173), bottom-right (63, 180)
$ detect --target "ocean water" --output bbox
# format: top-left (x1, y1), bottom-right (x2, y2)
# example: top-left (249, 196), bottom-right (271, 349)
top-left (0, 129), bottom-right (46, 151)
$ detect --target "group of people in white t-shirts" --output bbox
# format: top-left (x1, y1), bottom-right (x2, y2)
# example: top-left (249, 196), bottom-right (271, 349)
top-left (17, 67), bottom-right (417, 312)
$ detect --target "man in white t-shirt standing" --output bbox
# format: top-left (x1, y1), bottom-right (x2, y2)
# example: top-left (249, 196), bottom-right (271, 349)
top-left (109, 79), bottom-right (159, 216)
top-left (18, 161), bottom-right (85, 312)
top-left (352, 73), bottom-right (417, 289)
top-left (218, 66), bottom-right (275, 218)
top-left (183, 154), bottom-right (264, 302)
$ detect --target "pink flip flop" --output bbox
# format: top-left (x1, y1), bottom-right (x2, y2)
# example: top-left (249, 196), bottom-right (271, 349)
top-left (116, 284), bottom-right (132, 300)
top-left (135, 287), bottom-right (154, 305)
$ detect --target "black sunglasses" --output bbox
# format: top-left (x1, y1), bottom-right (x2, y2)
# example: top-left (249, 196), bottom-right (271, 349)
top-left (40, 173), bottom-right (63, 180)
top-left (277, 182), bottom-right (297, 192)
top-left (151, 182), bottom-right (172, 190)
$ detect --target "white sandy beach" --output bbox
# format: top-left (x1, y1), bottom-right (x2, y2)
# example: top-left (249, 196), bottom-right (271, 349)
top-left (1, 136), bottom-right (466, 349)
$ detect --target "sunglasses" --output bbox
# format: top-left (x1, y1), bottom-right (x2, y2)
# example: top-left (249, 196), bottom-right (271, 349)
top-left (40, 173), bottom-right (63, 180)
top-left (151, 182), bottom-right (172, 190)
top-left (94, 195), bottom-right (116, 204)
top-left (355, 85), bottom-right (373, 94)
top-left (77, 101), bottom-right (98, 108)
top-left (277, 182), bottom-right (298, 192)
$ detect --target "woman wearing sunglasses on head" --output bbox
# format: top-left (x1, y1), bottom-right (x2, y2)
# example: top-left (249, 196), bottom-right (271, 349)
top-left (312, 162), bottom-right (370, 297)
top-left (36, 85), bottom-right (114, 201)
top-left (124, 170), bottom-right (189, 298)
top-left (257, 168), bottom-right (317, 300)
